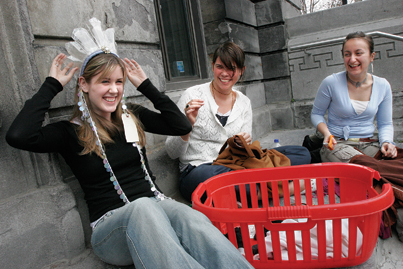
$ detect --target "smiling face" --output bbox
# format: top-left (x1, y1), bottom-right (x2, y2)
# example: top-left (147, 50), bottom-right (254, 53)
top-left (343, 38), bottom-right (375, 80)
top-left (80, 66), bottom-right (124, 121)
top-left (212, 57), bottom-right (244, 92)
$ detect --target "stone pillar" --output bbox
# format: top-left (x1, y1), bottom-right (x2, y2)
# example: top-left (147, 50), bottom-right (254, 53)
top-left (256, 0), bottom-right (301, 131)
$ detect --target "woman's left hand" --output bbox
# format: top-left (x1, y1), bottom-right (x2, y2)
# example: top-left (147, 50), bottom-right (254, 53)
top-left (49, 53), bottom-right (78, 87)
top-left (381, 142), bottom-right (397, 158)
top-left (235, 132), bottom-right (252, 145)
top-left (124, 58), bottom-right (147, 88)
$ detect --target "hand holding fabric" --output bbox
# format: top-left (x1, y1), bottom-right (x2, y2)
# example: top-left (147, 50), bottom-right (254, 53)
top-left (235, 132), bottom-right (252, 145)
top-left (381, 142), bottom-right (397, 158)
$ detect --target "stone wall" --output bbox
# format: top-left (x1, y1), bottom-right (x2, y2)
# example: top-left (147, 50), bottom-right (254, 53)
top-left (200, 0), bottom-right (303, 139)
top-left (0, 1), bottom-right (167, 268)
top-left (200, 0), bottom-right (267, 138)
top-left (1, 2), bottom-right (85, 268)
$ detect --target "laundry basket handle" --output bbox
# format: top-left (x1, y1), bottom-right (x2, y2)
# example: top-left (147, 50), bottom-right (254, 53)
top-left (265, 182), bottom-right (394, 221)
top-left (267, 205), bottom-right (311, 220)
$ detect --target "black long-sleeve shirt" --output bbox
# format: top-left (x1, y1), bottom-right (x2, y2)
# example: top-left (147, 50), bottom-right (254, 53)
top-left (6, 77), bottom-right (192, 222)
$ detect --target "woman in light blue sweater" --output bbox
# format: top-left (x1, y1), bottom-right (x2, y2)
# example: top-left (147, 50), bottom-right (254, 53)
top-left (311, 31), bottom-right (397, 162)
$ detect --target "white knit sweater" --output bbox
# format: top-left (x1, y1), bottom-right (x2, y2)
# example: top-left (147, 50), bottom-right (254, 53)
top-left (165, 81), bottom-right (252, 171)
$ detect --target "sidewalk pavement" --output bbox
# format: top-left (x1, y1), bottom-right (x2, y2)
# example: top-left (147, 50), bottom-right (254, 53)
top-left (44, 231), bottom-right (403, 269)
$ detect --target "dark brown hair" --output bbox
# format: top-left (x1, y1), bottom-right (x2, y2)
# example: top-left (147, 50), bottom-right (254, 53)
top-left (212, 41), bottom-right (245, 78)
top-left (342, 31), bottom-right (374, 54)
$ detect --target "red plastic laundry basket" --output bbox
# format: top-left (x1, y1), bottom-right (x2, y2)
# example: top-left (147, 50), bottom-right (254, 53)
top-left (192, 163), bottom-right (394, 269)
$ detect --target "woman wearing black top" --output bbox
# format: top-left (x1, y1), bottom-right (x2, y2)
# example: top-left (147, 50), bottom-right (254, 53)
top-left (6, 18), bottom-right (253, 269)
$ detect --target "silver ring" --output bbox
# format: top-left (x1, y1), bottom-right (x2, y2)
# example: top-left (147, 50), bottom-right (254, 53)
top-left (56, 64), bottom-right (59, 67)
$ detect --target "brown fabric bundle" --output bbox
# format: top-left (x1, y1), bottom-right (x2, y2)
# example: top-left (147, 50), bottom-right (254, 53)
top-left (350, 148), bottom-right (403, 237)
top-left (212, 135), bottom-right (291, 197)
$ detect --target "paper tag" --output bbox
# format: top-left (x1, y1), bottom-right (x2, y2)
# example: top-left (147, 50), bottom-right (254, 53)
top-left (122, 113), bottom-right (139, 142)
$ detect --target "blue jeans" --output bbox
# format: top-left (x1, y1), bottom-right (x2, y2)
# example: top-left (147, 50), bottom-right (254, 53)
top-left (91, 197), bottom-right (253, 268)
top-left (275, 145), bottom-right (311, 165)
top-left (180, 163), bottom-right (232, 202)
top-left (180, 145), bottom-right (311, 202)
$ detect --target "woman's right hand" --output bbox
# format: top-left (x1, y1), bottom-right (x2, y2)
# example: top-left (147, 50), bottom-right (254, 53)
top-left (323, 133), bottom-right (337, 149)
top-left (184, 99), bottom-right (204, 126)
top-left (317, 122), bottom-right (337, 150)
top-left (49, 53), bottom-right (78, 87)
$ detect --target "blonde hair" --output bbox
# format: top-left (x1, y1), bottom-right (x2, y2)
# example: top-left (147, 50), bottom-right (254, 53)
top-left (71, 53), bottom-right (146, 157)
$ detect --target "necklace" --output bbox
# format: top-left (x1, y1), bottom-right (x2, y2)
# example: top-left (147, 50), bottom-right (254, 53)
top-left (212, 80), bottom-right (232, 95)
top-left (346, 73), bottom-right (367, 88)
top-left (211, 82), bottom-right (236, 111)
top-left (78, 90), bottom-right (169, 204)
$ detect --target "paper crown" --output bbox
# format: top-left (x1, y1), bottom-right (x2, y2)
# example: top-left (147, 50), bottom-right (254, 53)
top-left (65, 18), bottom-right (118, 75)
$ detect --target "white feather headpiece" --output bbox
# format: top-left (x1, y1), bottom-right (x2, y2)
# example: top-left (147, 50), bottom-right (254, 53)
top-left (65, 18), bottom-right (118, 75)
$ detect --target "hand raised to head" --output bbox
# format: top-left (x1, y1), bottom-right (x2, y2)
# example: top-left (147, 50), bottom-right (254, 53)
top-left (124, 58), bottom-right (147, 88)
top-left (49, 53), bottom-right (78, 87)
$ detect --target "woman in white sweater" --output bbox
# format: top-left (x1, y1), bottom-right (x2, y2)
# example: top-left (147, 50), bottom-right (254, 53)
top-left (166, 42), bottom-right (251, 202)
top-left (166, 42), bottom-right (310, 202)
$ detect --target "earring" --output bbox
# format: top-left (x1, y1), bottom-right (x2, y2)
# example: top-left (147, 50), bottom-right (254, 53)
top-left (371, 62), bottom-right (374, 73)
top-left (121, 94), bottom-right (128, 115)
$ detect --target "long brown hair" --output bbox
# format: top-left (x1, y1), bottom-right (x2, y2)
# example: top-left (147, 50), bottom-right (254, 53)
top-left (71, 53), bottom-right (145, 157)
